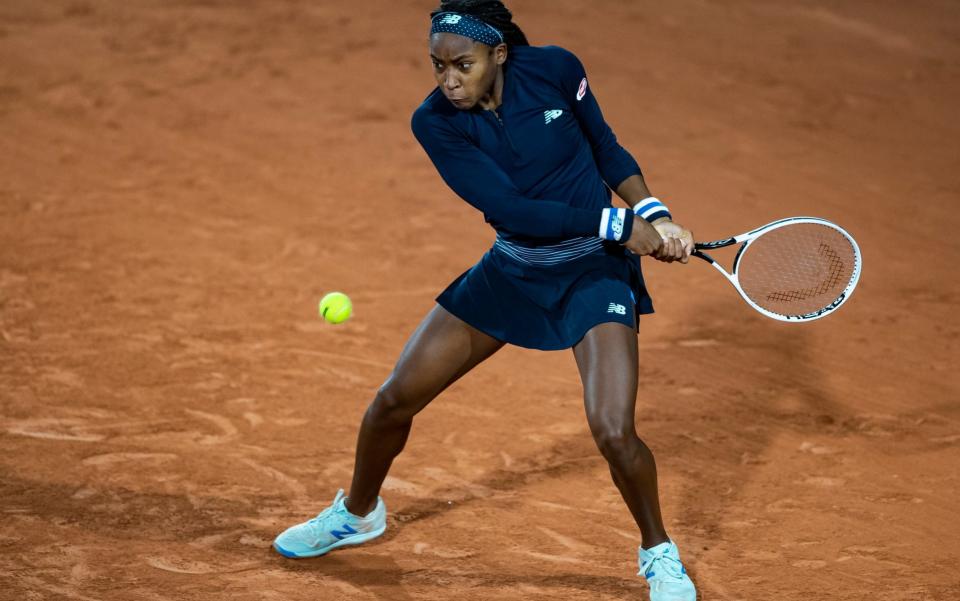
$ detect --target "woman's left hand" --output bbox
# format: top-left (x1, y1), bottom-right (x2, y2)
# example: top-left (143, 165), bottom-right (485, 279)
top-left (651, 220), bottom-right (694, 264)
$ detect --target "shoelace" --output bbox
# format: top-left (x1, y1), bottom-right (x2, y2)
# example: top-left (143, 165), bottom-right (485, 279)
top-left (639, 547), bottom-right (685, 581)
top-left (306, 491), bottom-right (348, 540)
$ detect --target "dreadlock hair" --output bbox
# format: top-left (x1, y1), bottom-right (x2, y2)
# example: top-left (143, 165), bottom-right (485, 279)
top-left (431, 0), bottom-right (530, 47)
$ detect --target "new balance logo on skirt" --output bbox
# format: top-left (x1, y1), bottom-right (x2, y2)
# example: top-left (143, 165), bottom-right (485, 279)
top-left (607, 303), bottom-right (626, 315)
top-left (544, 109), bottom-right (563, 124)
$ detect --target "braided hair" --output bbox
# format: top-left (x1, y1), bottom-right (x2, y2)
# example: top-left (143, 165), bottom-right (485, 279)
top-left (431, 0), bottom-right (529, 47)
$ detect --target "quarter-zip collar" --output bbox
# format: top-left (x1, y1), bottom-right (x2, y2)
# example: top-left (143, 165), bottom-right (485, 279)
top-left (478, 59), bottom-right (518, 155)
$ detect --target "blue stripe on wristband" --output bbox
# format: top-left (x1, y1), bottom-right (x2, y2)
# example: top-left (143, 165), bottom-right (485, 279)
top-left (599, 208), bottom-right (633, 242)
top-left (644, 208), bottom-right (672, 222)
top-left (633, 196), bottom-right (672, 222)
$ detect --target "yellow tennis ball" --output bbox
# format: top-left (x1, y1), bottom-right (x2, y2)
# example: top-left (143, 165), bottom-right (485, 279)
top-left (319, 292), bottom-right (352, 324)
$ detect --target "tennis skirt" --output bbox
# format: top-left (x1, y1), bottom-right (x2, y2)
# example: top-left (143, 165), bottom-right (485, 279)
top-left (436, 241), bottom-right (654, 350)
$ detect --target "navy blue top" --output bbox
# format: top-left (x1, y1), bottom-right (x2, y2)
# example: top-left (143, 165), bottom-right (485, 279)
top-left (411, 45), bottom-right (642, 245)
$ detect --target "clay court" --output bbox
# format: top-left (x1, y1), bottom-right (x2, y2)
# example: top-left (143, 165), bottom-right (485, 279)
top-left (1, 1), bottom-right (958, 599)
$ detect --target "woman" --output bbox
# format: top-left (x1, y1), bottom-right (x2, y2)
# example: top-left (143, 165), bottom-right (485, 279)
top-left (274, 1), bottom-right (697, 599)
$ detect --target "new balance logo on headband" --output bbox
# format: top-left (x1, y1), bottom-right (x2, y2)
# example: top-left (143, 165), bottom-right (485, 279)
top-left (544, 109), bottom-right (563, 124)
top-left (431, 12), bottom-right (503, 46)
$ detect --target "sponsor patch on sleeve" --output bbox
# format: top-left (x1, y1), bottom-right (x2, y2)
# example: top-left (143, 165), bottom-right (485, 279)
top-left (576, 77), bottom-right (588, 101)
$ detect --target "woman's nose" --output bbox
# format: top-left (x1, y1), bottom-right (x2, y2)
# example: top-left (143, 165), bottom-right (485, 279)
top-left (444, 70), bottom-right (461, 90)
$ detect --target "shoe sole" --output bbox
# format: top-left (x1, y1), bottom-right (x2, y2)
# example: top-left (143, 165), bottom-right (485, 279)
top-left (273, 524), bottom-right (387, 559)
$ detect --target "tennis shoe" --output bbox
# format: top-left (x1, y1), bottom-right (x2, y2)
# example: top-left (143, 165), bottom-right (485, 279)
top-left (273, 489), bottom-right (386, 558)
top-left (639, 540), bottom-right (697, 601)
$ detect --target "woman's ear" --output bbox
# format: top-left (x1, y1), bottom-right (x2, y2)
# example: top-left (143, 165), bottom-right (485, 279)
top-left (494, 43), bottom-right (508, 65)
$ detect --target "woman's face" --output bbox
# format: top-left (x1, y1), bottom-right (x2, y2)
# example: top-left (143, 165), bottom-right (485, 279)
top-left (429, 33), bottom-right (506, 110)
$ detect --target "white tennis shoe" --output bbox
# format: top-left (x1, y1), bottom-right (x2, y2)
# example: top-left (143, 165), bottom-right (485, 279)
top-left (273, 489), bottom-right (386, 558)
top-left (639, 540), bottom-right (697, 601)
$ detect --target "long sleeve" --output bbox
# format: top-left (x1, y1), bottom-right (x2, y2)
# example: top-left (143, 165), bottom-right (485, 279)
top-left (411, 107), bottom-right (603, 240)
top-left (552, 47), bottom-right (642, 190)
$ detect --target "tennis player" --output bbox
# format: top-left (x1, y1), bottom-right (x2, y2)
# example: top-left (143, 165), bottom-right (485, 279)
top-left (275, 2), bottom-right (696, 598)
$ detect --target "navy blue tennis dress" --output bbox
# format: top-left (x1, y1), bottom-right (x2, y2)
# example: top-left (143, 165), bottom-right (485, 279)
top-left (411, 45), bottom-right (655, 350)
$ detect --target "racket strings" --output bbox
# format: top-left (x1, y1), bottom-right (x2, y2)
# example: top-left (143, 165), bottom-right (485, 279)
top-left (765, 242), bottom-right (845, 302)
top-left (737, 224), bottom-right (857, 317)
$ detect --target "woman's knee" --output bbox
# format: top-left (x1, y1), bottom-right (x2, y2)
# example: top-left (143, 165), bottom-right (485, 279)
top-left (591, 424), bottom-right (653, 467)
top-left (367, 379), bottom-right (424, 427)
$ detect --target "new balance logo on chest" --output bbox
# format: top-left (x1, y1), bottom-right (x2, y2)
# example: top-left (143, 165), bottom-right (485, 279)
top-left (544, 109), bottom-right (563, 124)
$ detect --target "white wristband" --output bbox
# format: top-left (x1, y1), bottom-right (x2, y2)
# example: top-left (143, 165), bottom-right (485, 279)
top-left (599, 207), bottom-right (630, 242)
top-left (632, 196), bottom-right (672, 222)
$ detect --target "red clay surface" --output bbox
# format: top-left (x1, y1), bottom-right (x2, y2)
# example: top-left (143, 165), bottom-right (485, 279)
top-left (2, 1), bottom-right (958, 599)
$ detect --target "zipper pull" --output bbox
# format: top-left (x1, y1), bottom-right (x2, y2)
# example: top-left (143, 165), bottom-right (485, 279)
top-left (489, 108), bottom-right (518, 155)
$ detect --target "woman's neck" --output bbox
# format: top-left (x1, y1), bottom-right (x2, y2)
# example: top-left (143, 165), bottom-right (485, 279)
top-left (477, 66), bottom-right (505, 111)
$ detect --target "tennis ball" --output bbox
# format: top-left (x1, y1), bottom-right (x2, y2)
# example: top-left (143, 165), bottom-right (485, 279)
top-left (319, 292), bottom-right (352, 324)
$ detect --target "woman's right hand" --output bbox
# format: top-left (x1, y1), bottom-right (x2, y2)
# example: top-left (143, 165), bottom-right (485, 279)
top-left (622, 218), bottom-right (665, 257)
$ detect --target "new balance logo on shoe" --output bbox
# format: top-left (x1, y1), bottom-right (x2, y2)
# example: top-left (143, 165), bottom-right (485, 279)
top-left (607, 303), bottom-right (626, 315)
top-left (544, 109), bottom-right (563, 124)
top-left (329, 524), bottom-right (358, 540)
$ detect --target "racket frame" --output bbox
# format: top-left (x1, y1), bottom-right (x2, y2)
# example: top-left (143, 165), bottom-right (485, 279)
top-left (692, 217), bottom-right (862, 322)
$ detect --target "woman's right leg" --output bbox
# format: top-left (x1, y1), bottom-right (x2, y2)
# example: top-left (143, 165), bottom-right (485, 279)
top-left (344, 304), bottom-right (504, 516)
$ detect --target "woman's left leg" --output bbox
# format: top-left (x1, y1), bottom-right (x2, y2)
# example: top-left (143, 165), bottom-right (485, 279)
top-left (573, 321), bottom-right (696, 600)
top-left (572, 321), bottom-right (668, 548)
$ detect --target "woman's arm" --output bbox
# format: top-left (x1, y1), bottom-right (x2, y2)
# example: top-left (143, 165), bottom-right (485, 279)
top-left (555, 47), bottom-right (642, 192)
top-left (551, 47), bottom-right (693, 261)
top-left (613, 173), bottom-right (653, 209)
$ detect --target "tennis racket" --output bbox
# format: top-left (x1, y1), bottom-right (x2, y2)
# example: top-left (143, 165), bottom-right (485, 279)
top-left (692, 217), bottom-right (862, 322)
